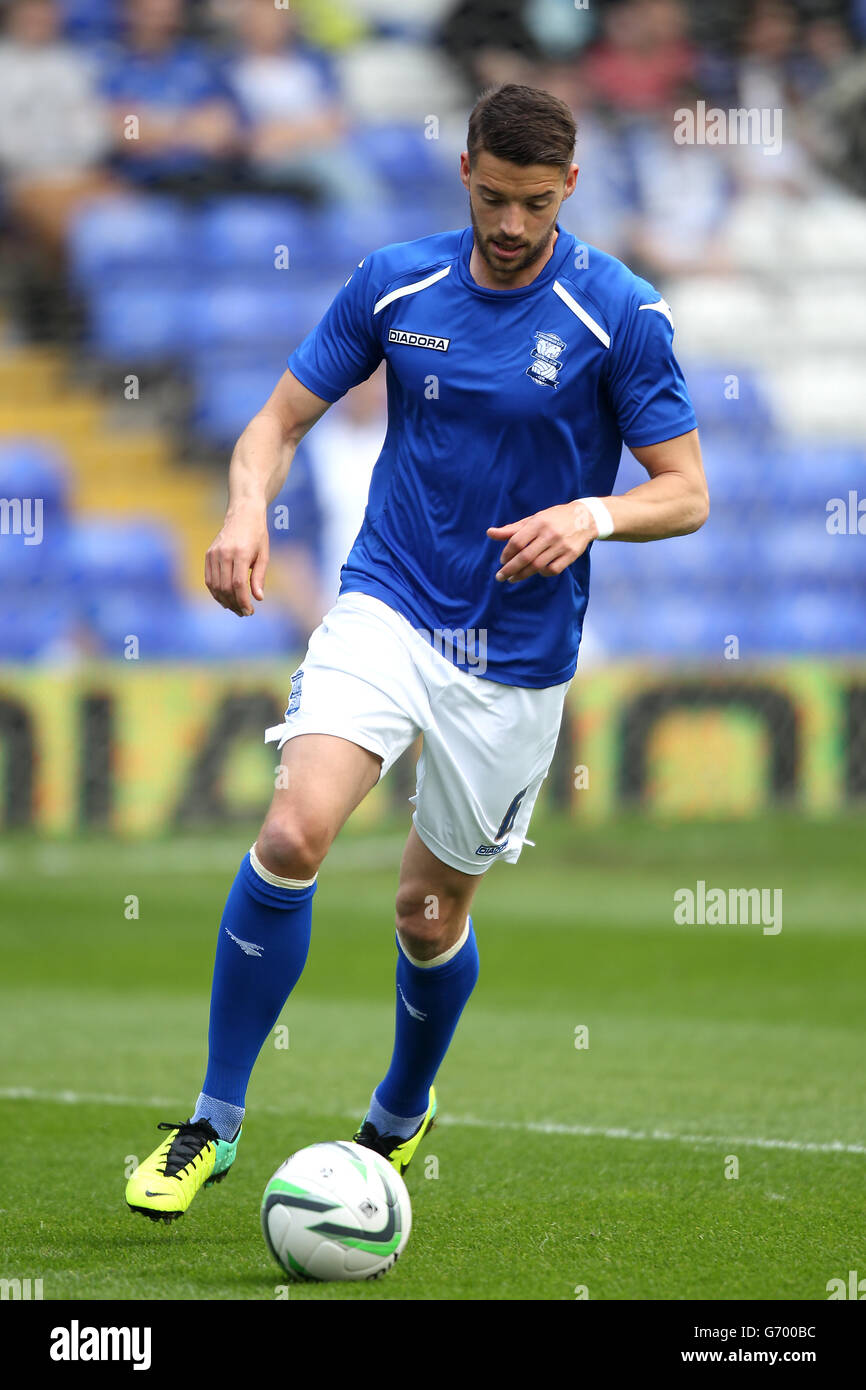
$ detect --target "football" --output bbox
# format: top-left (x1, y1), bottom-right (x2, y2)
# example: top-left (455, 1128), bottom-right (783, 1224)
top-left (261, 1141), bottom-right (412, 1282)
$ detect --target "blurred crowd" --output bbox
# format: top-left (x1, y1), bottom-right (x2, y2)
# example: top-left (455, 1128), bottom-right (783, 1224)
top-left (1, 0), bottom-right (866, 291)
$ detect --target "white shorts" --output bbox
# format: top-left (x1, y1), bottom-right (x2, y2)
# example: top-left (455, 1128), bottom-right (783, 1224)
top-left (264, 592), bottom-right (570, 875)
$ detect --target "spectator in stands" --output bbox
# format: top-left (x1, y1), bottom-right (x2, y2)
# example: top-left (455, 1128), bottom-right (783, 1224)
top-left (803, 25), bottom-right (866, 198)
top-left (726, 0), bottom-right (811, 193)
top-left (209, 0), bottom-right (367, 52)
top-left (0, 0), bottom-right (116, 338)
top-left (796, 14), bottom-right (854, 99)
top-left (623, 85), bottom-right (736, 278)
top-left (98, 0), bottom-right (240, 190)
top-left (538, 65), bottom-right (635, 259)
top-left (441, 0), bottom-right (541, 92)
top-left (736, 0), bottom-right (800, 113)
top-left (0, 0), bottom-right (112, 258)
top-left (222, 0), bottom-right (352, 202)
top-left (580, 0), bottom-right (696, 116)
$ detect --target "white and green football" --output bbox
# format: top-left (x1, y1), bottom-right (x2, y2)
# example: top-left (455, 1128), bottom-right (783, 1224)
top-left (261, 1141), bottom-right (412, 1282)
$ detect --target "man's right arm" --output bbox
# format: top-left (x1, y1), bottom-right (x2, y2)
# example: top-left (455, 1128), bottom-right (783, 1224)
top-left (205, 370), bottom-right (332, 617)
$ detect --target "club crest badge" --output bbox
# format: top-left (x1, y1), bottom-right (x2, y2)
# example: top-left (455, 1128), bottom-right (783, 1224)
top-left (526, 331), bottom-right (567, 388)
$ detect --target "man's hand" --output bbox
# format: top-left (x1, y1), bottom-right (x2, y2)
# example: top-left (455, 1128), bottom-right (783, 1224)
top-left (205, 504), bottom-right (270, 616)
top-left (487, 502), bottom-right (599, 583)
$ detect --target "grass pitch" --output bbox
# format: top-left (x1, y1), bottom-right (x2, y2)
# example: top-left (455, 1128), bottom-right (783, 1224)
top-left (1, 813), bottom-right (864, 1301)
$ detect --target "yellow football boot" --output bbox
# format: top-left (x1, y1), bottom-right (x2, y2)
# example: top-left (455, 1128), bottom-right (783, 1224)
top-left (126, 1118), bottom-right (240, 1222)
top-left (352, 1088), bottom-right (437, 1176)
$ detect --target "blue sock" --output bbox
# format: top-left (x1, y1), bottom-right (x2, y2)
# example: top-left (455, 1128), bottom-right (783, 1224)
top-left (199, 850), bottom-right (315, 1115)
top-left (373, 918), bottom-right (479, 1130)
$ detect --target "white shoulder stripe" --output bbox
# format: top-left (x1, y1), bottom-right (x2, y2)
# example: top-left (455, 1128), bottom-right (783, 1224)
top-left (639, 298), bottom-right (674, 327)
top-left (552, 281), bottom-right (610, 348)
top-left (373, 265), bottom-right (451, 316)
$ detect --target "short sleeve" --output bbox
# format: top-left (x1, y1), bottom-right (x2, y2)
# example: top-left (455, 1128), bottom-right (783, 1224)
top-left (287, 256), bottom-right (383, 404)
top-left (606, 288), bottom-right (697, 449)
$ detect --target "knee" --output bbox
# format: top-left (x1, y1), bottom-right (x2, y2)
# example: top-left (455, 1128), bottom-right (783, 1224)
top-left (395, 883), bottom-right (468, 958)
top-left (255, 811), bottom-right (330, 881)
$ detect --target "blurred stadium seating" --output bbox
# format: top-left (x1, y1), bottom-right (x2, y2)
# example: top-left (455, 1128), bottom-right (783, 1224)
top-left (0, 0), bottom-right (864, 673)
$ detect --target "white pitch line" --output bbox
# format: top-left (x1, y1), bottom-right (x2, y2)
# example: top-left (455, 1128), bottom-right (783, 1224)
top-left (440, 1113), bottom-right (866, 1156)
top-left (0, 835), bottom-right (408, 879)
top-left (1, 1086), bottom-right (863, 1157)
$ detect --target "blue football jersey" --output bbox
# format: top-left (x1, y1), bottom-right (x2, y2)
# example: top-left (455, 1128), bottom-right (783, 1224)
top-left (287, 224), bottom-right (697, 688)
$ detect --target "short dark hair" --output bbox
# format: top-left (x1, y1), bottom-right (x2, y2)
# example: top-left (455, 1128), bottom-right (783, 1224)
top-left (467, 84), bottom-right (576, 173)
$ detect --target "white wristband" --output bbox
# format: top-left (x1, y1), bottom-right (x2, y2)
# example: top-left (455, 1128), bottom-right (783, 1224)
top-left (577, 496), bottom-right (615, 540)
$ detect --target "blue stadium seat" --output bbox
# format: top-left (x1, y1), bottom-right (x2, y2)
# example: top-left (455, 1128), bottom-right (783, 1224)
top-left (171, 599), bottom-right (300, 661)
top-left (0, 526), bottom-right (68, 595)
top-left (350, 124), bottom-right (449, 196)
top-left (186, 278), bottom-right (333, 351)
top-left (191, 355), bottom-right (284, 445)
top-left (0, 438), bottom-right (68, 517)
top-left (757, 513), bottom-right (866, 584)
top-left (197, 198), bottom-right (330, 274)
top-left (767, 442), bottom-right (866, 507)
top-left (643, 592), bottom-right (742, 656)
top-left (86, 279), bottom-right (190, 361)
top-left (374, 200), bottom-right (461, 245)
top-left (0, 594), bottom-right (77, 661)
top-left (698, 437), bottom-right (774, 506)
top-left (748, 592), bottom-right (866, 654)
top-left (683, 365), bottom-right (775, 437)
top-left (197, 198), bottom-right (403, 278)
top-left (585, 590), bottom-right (737, 658)
top-left (87, 592), bottom-right (299, 661)
top-left (311, 206), bottom-right (392, 271)
top-left (68, 197), bottom-right (192, 287)
top-left (0, 441), bottom-right (69, 591)
top-left (66, 517), bottom-right (180, 602)
top-left (86, 591), bottom-right (184, 659)
top-left (591, 515), bottom-right (751, 588)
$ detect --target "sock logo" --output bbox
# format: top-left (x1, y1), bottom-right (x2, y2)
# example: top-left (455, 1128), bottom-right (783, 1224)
top-left (225, 927), bottom-right (263, 958)
top-left (398, 984), bottom-right (427, 1022)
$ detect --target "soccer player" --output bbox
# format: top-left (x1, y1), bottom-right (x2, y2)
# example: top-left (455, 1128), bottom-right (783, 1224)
top-left (126, 84), bottom-right (708, 1220)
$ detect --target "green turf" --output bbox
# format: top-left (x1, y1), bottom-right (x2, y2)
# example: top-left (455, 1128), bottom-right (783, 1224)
top-left (1, 812), bottom-right (864, 1300)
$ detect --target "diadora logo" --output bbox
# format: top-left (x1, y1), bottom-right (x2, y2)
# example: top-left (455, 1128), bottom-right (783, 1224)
top-left (387, 329), bottom-right (450, 352)
top-left (526, 331), bottom-right (567, 388)
top-left (397, 984), bottom-right (427, 1021)
top-left (475, 841), bottom-right (508, 857)
top-left (226, 927), bottom-right (263, 958)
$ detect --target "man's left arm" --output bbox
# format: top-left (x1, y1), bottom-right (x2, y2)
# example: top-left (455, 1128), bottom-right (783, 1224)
top-left (489, 427), bottom-right (709, 583)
